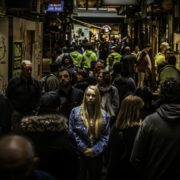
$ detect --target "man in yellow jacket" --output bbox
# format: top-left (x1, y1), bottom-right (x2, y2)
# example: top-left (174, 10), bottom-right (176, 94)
top-left (70, 46), bottom-right (83, 68)
top-left (154, 42), bottom-right (171, 81)
top-left (82, 44), bottom-right (97, 70)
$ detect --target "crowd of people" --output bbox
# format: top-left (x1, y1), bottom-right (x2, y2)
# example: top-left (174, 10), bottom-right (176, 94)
top-left (0, 40), bottom-right (180, 180)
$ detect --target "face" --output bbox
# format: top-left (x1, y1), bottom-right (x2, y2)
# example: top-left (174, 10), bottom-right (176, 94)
top-left (22, 64), bottom-right (32, 78)
top-left (95, 62), bottom-right (104, 71)
top-left (146, 47), bottom-right (151, 52)
top-left (76, 73), bottom-right (84, 81)
top-left (64, 57), bottom-right (70, 64)
top-left (86, 88), bottom-right (96, 105)
top-left (135, 46), bottom-right (139, 52)
top-left (97, 72), bottom-right (103, 85)
top-left (58, 70), bottom-right (71, 87)
top-left (165, 49), bottom-right (172, 60)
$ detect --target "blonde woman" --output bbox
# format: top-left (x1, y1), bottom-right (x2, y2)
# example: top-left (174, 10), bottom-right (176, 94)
top-left (106, 95), bottom-right (144, 180)
top-left (69, 85), bottom-right (110, 180)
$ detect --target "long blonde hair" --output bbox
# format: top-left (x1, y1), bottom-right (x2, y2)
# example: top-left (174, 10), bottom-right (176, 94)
top-left (116, 95), bottom-right (144, 129)
top-left (81, 85), bottom-right (104, 137)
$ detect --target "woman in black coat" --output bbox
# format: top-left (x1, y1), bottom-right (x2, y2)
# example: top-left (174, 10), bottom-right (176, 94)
top-left (106, 95), bottom-right (144, 180)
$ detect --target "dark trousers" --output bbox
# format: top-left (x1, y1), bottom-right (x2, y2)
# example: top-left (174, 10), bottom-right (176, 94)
top-left (79, 155), bottom-right (103, 180)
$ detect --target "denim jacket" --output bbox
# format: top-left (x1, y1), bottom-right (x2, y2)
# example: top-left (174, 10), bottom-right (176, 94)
top-left (69, 106), bottom-right (110, 156)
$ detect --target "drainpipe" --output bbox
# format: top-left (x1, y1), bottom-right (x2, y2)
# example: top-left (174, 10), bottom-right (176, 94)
top-left (8, 16), bottom-right (13, 80)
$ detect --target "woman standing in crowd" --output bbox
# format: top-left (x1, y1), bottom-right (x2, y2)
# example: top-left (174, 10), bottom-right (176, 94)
top-left (106, 95), bottom-right (144, 180)
top-left (69, 85), bottom-right (110, 180)
top-left (96, 70), bottom-right (119, 126)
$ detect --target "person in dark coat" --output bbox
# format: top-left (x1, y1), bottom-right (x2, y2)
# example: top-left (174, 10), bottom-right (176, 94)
top-left (6, 60), bottom-right (41, 116)
top-left (113, 66), bottom-right (136, 107)
top-left (106, 95), bottom-right (144, 180)
top-left (96, 69), bottom-right (119, 126)
top-left (122, 46), bottom-right (137, 80)
top-left (21, 91), bottom-right (79, 180)
top-left (130, 77), bottom-right (180, 180)
top-left (74, 69), bottom-right (90, 92)
top-left (6, 60), bottom-right (41, 132)
top-left (56, 67), bottom-right (84, 118)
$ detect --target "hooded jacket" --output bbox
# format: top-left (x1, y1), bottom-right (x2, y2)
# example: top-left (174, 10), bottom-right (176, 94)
top-left (106, 52), bottom-right (122, 70)
top-left (70, 50), bottom-right (83, 68)
top-left (21, 114), bottom-right (79, 180)
top-left (130, 104), bottom-right (180, 180)
top-left (82, 50), bottom-right (97, 69)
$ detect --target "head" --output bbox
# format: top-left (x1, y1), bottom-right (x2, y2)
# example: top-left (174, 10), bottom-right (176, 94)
top-left (124, 46), bottom-right (131, 54)
top-left (49, 61), bottom-right (59, 73)
top-left (21, 60), bottom-right (32, 79)
top-left (58, 67), bottom-right (72, 87)
top-left (134, 45), bottom-right (140, 53)
top-left (95, 59), bottom-right (105, 72)
top-left (44, 75), bottom-right (60, 92)
top-left (39, 91), bottom-right (60, 113)
top-left (84, 43), bottom-right (93, 51)
top-left (76, 69), bottom-right (88, 82)
top-left (69, 46), bottom-right (75, 52)
top-left (160, 78), bottom-right (180, 104)
top-left (112, 62), bottom-right (123, 75)
top-left (81, 85), bottom-right (103, 137)
top-left (160, 42), bottom-right (170, 53)
top-left (0, 135), bottom-right (37, 180)
top-left (116, 95), bottom-right (144, 129)
top-left (120, 65), bottom-right (130, 77)
top-left (62, 46), bottom-right (68, 53)
top-left (61, 54), bottom-right (73, 66)
top-left (141, 51), bottom-right (147, 58)
top-left (97, 70), bottom-right (111, 86)
top-left (83, 86), bottom-right (101, 108)
top-left (165, 49), bottom-right (173, 61)
top-left (135, 86), bottom-right (153, 105)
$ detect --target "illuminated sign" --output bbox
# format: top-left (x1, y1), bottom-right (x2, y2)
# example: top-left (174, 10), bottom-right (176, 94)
top-left (47, 0), bottom-right (64, 12)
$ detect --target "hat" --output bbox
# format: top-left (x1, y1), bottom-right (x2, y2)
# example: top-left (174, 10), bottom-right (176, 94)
top-left (124, 46), bottom-right (131, 52)
top-left (160, 42), bottom-right (170, 50)
top-left (40, 91), bottom-right (59, 109)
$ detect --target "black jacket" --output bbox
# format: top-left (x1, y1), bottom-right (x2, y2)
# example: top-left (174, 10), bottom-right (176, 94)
top-left (107, 125), bottom-right (142, 180)
top-left (6, 76), bottom-right (41, 115)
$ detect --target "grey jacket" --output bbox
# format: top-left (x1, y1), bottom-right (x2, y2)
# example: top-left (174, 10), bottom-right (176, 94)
top-left (130, 104), bottom-right (180, 180)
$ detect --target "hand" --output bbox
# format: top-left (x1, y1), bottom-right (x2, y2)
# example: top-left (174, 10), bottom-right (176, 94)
top-left (84, 148), bottom-right (94, 157)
